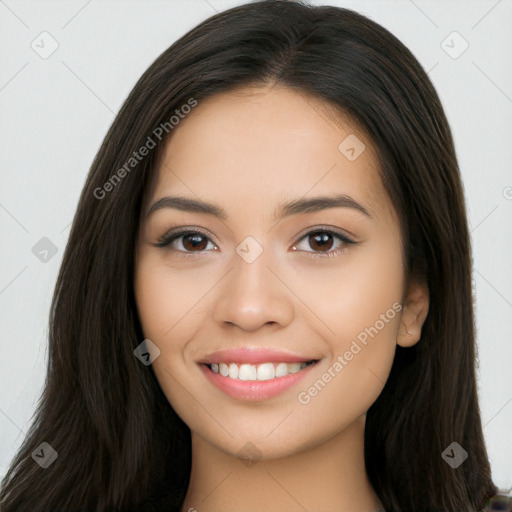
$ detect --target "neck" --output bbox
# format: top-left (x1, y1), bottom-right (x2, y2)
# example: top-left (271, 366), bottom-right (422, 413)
top-left (180, 415), bottom-right (381, 512)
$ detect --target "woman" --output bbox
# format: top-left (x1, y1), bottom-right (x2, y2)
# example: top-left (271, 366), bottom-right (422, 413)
top-left (0, 1), bottom-right (500, 510)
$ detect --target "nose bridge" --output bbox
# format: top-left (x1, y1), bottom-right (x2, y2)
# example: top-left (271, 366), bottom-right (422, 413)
top-left (211, 235), bottom-right (295, 330)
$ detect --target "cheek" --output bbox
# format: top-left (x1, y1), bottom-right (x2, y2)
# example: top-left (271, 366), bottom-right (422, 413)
top-left (134, 265), bottom-right (170, 341)
top-left (291, 243), bottom-right (403, 411)
top-left (134, 257), bottom-right (203, 342)
top-left (294, 290), bottom-right (400, 437)
top-left (134, 257), bottom-right (213, 391)
top-left (134, 262), bottom-right (195, 407)
top-left (283, 239), bottom-right (404, 347)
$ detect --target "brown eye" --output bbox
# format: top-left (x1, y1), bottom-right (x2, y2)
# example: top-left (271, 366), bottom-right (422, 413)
top-left (182, 233), bottom-right (208, 251)
top-left (307, 232), bottom-right (335, 252)
top-left (154, 230), bottom-right (217, 252)
top-left (292, 229), bottom-right (356, 257)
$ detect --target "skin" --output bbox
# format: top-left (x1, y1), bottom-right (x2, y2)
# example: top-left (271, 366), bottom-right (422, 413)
top-left (134, 84), bottom-right (429, 512)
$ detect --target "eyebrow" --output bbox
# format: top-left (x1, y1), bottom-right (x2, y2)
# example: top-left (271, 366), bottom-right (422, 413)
top-left (145, 193), bottom-right (373, 222)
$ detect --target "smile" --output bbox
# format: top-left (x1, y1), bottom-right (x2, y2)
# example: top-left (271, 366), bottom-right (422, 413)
top-left (206, 361), bottom-right (316, 381)
top-left (199, 358), bottom-right (319, 401)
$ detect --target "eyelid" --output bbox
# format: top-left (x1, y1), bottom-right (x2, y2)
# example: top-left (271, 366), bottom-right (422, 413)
top-left (293, 224), bottom-right (357, 245)
top-left (291, 227), bottom-right (356, 258)
top-left (153, 226), bottom-right (218, 250)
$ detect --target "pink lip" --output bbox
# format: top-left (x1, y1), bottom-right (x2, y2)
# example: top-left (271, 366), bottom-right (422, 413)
top-left (198, 347), bottom-right (319, 365)
top-left (199, 361), bottom-right (318, 401)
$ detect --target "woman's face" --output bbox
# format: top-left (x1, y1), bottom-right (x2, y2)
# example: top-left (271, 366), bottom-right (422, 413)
top-left (134, 85), bottom-right (424, 460)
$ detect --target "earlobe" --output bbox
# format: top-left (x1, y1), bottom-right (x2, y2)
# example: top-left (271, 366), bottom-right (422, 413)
top-left (397, 279), bottom-right (429, 347)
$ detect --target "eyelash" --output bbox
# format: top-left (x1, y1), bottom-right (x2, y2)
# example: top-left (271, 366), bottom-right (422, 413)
top-left (153, 226), bottom-right (356, 259)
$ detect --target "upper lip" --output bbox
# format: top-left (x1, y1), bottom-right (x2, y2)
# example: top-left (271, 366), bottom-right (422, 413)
top-left (198, 347), bottom-right (320, 365)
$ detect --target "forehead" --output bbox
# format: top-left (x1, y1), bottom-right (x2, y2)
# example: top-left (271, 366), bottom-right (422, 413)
top-left (147, 85), bottom-right (390, 222)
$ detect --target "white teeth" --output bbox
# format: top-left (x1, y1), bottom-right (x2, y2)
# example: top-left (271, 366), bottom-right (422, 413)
top-left (239, 364), bottom-right (257, 381)
top-left (228, 363), bottom-right (238, 379)
top-left (275, 362), bottom-right (288, 377)
top-left (208, 361), bottom-right (311, 381)
top-left (256, 362), bottom-right (275, 381)
top-left (288, 362), bottom-right (301, 374)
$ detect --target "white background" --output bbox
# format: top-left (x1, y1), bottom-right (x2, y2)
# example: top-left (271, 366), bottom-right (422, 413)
top-left (1, 0), bottom-right (511, 491)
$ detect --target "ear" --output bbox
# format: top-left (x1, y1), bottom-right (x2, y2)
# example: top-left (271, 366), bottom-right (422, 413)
top-left (397, 279), bottom-right (429, 348)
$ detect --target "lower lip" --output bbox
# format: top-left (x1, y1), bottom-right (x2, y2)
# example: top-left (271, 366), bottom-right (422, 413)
top-left (199, 362), bottom-right (318, 401)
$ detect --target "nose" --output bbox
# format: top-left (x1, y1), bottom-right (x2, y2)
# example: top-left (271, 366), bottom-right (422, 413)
top-left (211, 246), bottom-right (295, 332)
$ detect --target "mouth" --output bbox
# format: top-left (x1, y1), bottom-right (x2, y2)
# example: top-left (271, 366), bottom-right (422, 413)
top-left (198, 353), bottom-right (320, 401)
top-left (203, 360), bottom-right (318, 381)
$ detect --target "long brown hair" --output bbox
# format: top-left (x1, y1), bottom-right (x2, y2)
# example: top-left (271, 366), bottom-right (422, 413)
top-left (0, 1), bottom-right (497, 510)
